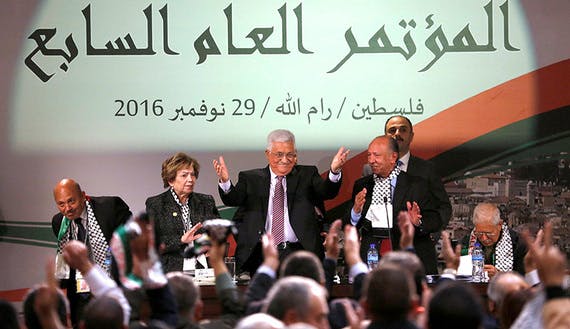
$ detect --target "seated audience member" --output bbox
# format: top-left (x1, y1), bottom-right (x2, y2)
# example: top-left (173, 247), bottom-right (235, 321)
top-left (146, 152), bottom-right (220, 273)
top-left (166, 237), bottom-right (244, 329)
top-left (461, 203), bottom-right (527, 277)
top-left (494, 221), bottom-right (570, 329)
top-left (245, 221), bottom-right (342, 315)
top-left (500, 288), bottom-right (534, 329)
top-left (428, 281), bottom-right (484, 329)
top-left (23, 284), bottom-right (70, 329)
top-left (82, 296), bottom-right (125, 329)
top-left (361, 264), bottom-right (419, 329)
top-left (214, 129), bottom-right (349, 274)
top-left (51, 178), bottom-right (131, 328)
top-left (166, 273), bottom-right (202, 327)
top-left (235, 313), bottom-right (285, 329)
top-left (264, 276), bottom-right (330, 329)
top-left (486, 271), bottom-right (530, 328)
top-left (0, 299), bottom-right (19, 329)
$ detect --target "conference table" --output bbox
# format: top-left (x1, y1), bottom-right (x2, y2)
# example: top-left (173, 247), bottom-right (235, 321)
top-left (197, 279), bottom-right (489, 319)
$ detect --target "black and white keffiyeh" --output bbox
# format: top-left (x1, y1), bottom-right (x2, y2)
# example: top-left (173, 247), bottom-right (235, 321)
top-left (467, 222), bottom-right (514, 272)
top-left (170, 187), bottom-right (191, 231)
top-left (371, 167), bottom-right (401, 205)
top-left (55, 199), bottom-right (110, 277)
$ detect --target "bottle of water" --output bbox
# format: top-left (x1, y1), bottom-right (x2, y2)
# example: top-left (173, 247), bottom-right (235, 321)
top-left (472, 242), bottom-right (484, 282)
top-left (367, 243), bottom-right (379, 270)
top-left (104, 246), bottom-right (113, 273)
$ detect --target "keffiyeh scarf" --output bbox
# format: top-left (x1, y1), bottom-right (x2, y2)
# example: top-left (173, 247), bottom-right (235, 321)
top-left (55, 198), bottom-right (110, 278)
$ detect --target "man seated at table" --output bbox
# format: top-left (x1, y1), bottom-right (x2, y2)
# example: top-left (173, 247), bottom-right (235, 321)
top-left (461, 203), bottom-right (527, 278)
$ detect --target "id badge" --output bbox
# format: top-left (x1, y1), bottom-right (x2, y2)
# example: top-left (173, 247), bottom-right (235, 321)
top-left (75, 271), bottom-right (91, 293)
top-left (54, 253), bottom-right (70, 280)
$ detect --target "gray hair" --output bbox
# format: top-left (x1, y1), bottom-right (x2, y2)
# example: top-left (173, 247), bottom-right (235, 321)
top-left (266, 129), bottom-right (296, 151)
top-left (235, 313), bottom-right (285, 329)
top-left (264, 276), bottom-right (327, 323)
top-left (472, 203), bottom-right (501, 225)
top-left (166, 272), bottom-right (200, 318)
top-left (487, 271), bottom-right (527, 307)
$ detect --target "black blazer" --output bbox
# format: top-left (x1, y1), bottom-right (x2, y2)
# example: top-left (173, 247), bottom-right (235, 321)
top-left (219, 165), bottom-right (341, 272)
top-left (145, 190), bottom-right (220, 273)
top-left (364, 155), bottom-right (451, 229)
top-left (407, 155), bottom-right (452, 229)
top-left (52, 196), bottom-right (131, 243)
top-left (344, 172), bottom-right (442, 274)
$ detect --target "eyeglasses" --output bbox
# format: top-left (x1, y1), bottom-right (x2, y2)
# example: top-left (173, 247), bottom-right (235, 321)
top-left (473, 231), bottom-right (498, 238)
top-left (268, 151), bottom-right (297, 160)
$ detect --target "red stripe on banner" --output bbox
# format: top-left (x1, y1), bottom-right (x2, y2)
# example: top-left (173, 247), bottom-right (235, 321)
top-left (0, 288), bottom-right (30, 302)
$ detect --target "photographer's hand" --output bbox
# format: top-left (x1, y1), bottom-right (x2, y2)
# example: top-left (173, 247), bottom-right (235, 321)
top-left (209, 239), bottom-right (228, 276)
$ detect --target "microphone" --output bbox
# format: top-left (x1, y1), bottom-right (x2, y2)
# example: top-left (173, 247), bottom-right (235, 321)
top-left (383, 197), bottom-right (390, 228)
top-left (383, 196), bottom-right (393, 252)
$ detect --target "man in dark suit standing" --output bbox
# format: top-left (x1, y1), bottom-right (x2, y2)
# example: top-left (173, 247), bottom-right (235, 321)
top-left (213, 129), bottom-right (349, 274)
top-left (347, 136), bottom-right (442, 273)
top-left (52, 178), bottom-right (131, 328)
top-left (363, 115), bottom-right (452, 236)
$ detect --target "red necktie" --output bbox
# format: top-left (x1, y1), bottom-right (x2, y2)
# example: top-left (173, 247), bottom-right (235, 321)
top-left (272, 176), bottom-right (285, 244)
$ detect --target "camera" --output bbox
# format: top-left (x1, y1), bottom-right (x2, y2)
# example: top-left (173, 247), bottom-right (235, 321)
top-left (184, 219), bottom-right (237, 258)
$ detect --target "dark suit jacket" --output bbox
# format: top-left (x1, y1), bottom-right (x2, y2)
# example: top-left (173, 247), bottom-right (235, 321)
top-left (145, 190), bottom-right (220, 273)
top-left (219, 165), bottom-right (341, 272)
top-left (364, 155), bottom-right (451, 229)
top-left (407, 155), bottom-right (452, 229)
top-left (51, 196), bottom-right (131, 243)
top-left (51, 195), bottom-right (131, 320)
top-left (344, 172), bottom-right (442, 274)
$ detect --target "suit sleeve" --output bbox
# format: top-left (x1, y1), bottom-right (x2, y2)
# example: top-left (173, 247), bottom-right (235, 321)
top-left (310, 166), bottom-right (341, 200)
top-left (219, 171), bottom-right (249, 206)
top-left (426, 162), bottom-right (452, 229)
top-left (113, 197), bottom-right (132, 227)
top-left (51, 214), bottom-right (62, 238)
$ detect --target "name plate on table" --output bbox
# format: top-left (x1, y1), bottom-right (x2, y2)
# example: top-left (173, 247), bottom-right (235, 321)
top-left (194, 268), bottom-right (215, 285)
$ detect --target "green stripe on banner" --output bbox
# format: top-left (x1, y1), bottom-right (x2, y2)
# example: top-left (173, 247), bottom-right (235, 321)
top-left (0, 223), bottom-right (56, 243)
top-left (217, 207), bottom-right (237, 220)
top-left (0, 237), bottom-right (57, 248)
top-left (0, 208), bottom-right (238, 246)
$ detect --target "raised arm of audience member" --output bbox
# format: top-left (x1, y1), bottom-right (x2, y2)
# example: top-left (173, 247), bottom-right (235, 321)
top-left (523, 222), bottom-right (570, 329)
top-left (208, 236), bottom-right (245, 326)
top-left (245, 233), bottom-right (280, 314)
top-left (33, 259), bottom-right (68, 329)
top-left (323, 219), bottom-right (342, 294)
top-left (343, 224), bottom-right (368, 301)
top-left (522, 228), bottom-right (543, 287)
top-left (439, 231), bottom-right (461, 280)
top-left (128, 218), bottom-right (177, 327)
top-left (63, 240), bottom-right (131, 326)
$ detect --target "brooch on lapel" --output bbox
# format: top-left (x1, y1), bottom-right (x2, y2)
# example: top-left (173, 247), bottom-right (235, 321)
top-left (172, 212), bottom-right (178, 217)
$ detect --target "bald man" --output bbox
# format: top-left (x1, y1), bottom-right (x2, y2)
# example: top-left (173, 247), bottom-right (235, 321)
top-left (51, 178), bottom-right (131, 328)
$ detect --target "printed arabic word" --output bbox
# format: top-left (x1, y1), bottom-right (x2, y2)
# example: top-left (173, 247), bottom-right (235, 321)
top-left (195, 3), bottom-right (312, 65)
top-left (26, 4), bottom-right (177, 82)
top-left (114, 99), bottom-right (164, 117)
top-left (328, 0), bottom-right (519, 73)
top-left (168, 98), bottom-right (258, 122)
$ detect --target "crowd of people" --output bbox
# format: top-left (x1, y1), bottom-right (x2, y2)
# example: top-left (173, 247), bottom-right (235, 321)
top-left (1, 117), bottom-right (568, 328)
